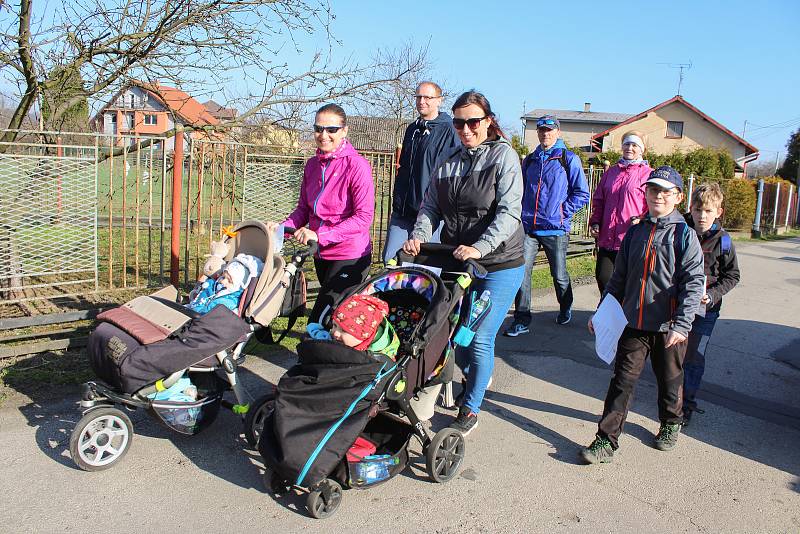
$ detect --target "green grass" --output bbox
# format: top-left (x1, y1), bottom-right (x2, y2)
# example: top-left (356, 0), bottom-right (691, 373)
top-left (531, 254), bottom-right (596, 289)
top-left (733, 227), bottom-right (800, 242)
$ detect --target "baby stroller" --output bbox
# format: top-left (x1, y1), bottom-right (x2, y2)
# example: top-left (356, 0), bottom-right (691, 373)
top-left (256, 244), bottom-right (487, 518)
top-left (70, 220), bottom-right (314, 471)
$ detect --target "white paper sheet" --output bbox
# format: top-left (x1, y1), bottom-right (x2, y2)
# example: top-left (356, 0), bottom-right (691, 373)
top-left (593, 294), bottom-right (629, 365)
top-left (401, 262), bottom-right (442, 277)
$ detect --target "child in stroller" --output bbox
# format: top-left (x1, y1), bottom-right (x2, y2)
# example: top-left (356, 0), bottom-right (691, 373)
top-left (70, 220), bottom-right (314, 471)
top-left (256, 244), bottom-right (488, 518)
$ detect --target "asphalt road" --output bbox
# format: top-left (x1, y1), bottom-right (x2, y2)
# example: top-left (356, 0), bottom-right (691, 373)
top-left (1, 237), bottom-right (799, 533)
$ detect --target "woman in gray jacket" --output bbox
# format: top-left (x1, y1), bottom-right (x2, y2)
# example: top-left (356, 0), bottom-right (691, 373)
top-left (403, 90), bottom-right (524, 436)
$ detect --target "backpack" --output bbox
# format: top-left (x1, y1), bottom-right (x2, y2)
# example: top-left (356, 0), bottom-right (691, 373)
top-left (521, 148), bottom-right (571, 178)
top-left (257, 269), bottom-right (307, 344)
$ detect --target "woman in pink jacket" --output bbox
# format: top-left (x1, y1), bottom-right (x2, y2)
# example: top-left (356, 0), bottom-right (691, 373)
top-left (589, 131), bottom-right (652, 293)
top-left (271, 103), bottom-right (375, 322)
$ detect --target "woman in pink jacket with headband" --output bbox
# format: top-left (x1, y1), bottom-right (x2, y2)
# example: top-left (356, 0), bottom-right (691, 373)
top-left (589, 130), bottom-right (652, 293)
top-left (270, 103), bottom-right (375, 323)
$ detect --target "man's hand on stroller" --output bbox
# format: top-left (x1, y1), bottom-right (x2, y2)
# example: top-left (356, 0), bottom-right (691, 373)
top-left (453, 245), bottom-right (481, 261)
top-left (402, 238), bottom-right (422, 256)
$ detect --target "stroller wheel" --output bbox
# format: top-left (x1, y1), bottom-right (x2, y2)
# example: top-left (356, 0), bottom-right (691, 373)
top-left (244, 393), bottom-right (276, 447)
top-left (262, 468), bottom-right (290, 496)
top-left (69, 407), bottom-right (133, 471)
top-left (425, 428), bottom-right (465, 483)
top-left (306, 479), bottom-right (342, 519)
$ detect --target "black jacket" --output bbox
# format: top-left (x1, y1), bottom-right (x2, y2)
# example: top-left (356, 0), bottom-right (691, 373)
top-left (392, 112), bottom-right (460, 219)
top-left (684, 213), bottom-right (740, 313)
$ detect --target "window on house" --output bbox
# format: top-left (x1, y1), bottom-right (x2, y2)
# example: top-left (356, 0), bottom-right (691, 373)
top-left (110, 113), bottom-right (117, 123)
top-left (666, 121), bottom-right (684, 138)
top-left (129, 93), bottom-right (136, 107)
top-left (144, 114), bottom-right (157, 125)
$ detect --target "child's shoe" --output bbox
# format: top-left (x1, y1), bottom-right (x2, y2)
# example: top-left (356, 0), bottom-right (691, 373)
top-left (580, 436), bottom-right (614, 464)
top-left (654, 422), bottom-right (681, 451)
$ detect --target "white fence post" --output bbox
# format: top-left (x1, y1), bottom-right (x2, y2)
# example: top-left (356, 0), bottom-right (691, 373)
top-left (773, 183), bottom-right (781, 230)
top-left (687, 174), bottom-right (695, 210)
top-left (752, 179), bottom-right (765, 237)
top-left (786, 184), bottom-right (794, 228)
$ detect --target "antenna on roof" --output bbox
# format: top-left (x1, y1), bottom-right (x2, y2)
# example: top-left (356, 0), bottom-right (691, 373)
top-left (658, 61), bottom-right (692, 96)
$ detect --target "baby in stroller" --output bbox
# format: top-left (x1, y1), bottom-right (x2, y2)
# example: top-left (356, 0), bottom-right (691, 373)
top-left (257, 244), bottom-right (487, 519)
top-left (187, 253), bottom-right (264, 316)
top-left (306, 294), bottom-right (399, 359)
top-left (70, 221), bottom-right (313, 472)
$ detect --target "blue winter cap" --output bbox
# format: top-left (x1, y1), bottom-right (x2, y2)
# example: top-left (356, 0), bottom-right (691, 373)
top-left (536, 115), bottom-right (560, 130)
top-left (646, 165), bottom-right (683, 191)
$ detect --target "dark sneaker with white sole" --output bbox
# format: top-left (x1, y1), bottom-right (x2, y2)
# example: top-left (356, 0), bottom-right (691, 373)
top-left (654, 423), bottom-right (681, 451)
top-left (580, 436), bottom-right (615, 464)
top-left (503, 322), bottom-right (530, 337)
top-left (450, 407), bottom-right (479, 436)
top-left (556, 310), bottom-right (572, 325)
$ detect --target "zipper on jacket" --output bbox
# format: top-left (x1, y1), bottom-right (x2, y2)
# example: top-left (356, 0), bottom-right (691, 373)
top-left (312, 160), bottom-right (332, 227)
top-left (637, 223), bottom-right (658, 329)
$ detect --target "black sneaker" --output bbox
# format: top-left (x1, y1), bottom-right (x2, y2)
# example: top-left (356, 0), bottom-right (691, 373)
top-left (580, 436), bottom-right (614, 464)
top-left (556, 309), bottom-right (572, 325)
top-left (450, 407), bottom-right (479, 436)
top-left (654, 423), bottom-right (681, 451)
top-left (681, 408), bottom-right (693, 427)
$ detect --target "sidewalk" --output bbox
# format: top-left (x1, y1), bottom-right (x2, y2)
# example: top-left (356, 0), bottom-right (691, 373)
top-left (0, 238), bottom-right (798, 533)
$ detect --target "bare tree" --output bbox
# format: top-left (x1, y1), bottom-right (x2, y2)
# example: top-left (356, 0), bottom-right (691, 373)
top-left (0, 0), bottom-right (429, 148)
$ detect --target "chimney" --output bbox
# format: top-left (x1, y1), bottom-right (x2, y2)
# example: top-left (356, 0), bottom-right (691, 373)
top-left (584, 102), bottom-right (591, 113)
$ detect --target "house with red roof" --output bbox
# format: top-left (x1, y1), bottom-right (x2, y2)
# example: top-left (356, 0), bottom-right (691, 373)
top-left (91, 81), bottom-right (225, 150)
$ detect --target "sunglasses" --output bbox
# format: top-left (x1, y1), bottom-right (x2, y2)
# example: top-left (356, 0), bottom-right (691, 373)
top-left (536, 119), bottom-right (558, 128)
top-left (452, 116), bottom-right (486, 130)
top-left (313, 124), bottom-right (344, 134)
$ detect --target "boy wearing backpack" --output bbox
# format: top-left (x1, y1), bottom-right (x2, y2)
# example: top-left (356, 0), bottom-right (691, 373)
top-left (681, 183), bottom-right (740, 426)
top-left (582, 166), bottom-right (705, 464)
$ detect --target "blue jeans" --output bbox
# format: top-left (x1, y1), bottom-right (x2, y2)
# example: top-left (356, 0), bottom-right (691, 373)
top-left (382, 214), bottom-right (441, 264)
top-left (513, 233), bottom-right (573, 326)
top-left (457, 264), bottom-right (525, 414)
top-left (683, 310), bottom-right (719, 411)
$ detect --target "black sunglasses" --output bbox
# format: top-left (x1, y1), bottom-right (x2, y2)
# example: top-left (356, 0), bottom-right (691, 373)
top-left (313, 124), bottom-right (344, 134)
top-left (452, 116), bottom-right (486, 130)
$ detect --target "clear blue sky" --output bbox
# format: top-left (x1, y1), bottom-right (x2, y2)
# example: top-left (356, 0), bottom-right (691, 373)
top-left (317, 0), bottom-right (799, 165)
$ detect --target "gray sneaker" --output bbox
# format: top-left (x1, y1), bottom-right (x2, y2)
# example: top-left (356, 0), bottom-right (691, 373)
top-left (654, 423), bottom-right (681, 451)
top-left (503, 322), bottom-right (530, 337)
top-left (450, 407), bottom-right (479, 436)
top-left (581, 436), bottom-right (615, 464)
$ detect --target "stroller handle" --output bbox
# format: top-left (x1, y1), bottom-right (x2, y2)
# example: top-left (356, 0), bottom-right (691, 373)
top-left (395, 243), bottom-right (487, 280)
top-left (283, 226), bottom-right (318, 261)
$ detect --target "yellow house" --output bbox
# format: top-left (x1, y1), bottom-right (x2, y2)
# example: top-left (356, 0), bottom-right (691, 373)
top-left (591, 95), bottom-right (759, 173)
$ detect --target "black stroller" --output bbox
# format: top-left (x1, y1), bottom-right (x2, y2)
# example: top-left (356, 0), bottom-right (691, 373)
top-left (70, 221), bottom-right (314, 471)
top-left (256, 244), bottom-right (487, 518)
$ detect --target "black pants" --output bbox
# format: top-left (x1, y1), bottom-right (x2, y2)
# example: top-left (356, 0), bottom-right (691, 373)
top-left (310, 255), bottom-right (372, 323)
top-left (597, 327), bottom-right (688, 449)
top-left (595, 247), bottom-right (617, 295)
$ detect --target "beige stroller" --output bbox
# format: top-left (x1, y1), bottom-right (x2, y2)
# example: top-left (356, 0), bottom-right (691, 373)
top-left (70, 220), bottom-right (313, 471)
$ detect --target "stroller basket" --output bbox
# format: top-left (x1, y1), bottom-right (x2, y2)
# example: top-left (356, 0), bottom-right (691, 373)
top-left (346, 415), bottom-right (413, 489)
top-left (150, 393), bottom-right (223, 435)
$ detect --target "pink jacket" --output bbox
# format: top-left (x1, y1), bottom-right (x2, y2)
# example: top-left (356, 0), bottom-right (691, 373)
top-left (283, 139), bottom-right (375, 260)
top-left (589, 161), bottom-right (651, 251)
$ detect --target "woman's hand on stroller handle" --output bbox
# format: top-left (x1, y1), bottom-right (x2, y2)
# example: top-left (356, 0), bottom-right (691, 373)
top-left (280, 225), bottom-right (319, 258)
top-left (396, 242), bottom-right (487, 279)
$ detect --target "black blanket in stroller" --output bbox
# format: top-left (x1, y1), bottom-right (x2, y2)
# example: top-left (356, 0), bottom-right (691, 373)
top-left (259, 339), bottom-right (396, 488)
top-left (88, 305), bottom-right (250, 394)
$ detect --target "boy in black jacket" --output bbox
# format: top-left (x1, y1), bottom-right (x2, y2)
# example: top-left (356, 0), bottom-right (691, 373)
top-left (682, 183), bottom-right (740, 425)
top-left (582, 166), bottom-right (705, 464)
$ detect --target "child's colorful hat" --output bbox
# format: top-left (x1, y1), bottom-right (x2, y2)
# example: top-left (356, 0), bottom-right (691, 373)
top-left (333, 294), bottom-right (389, 351)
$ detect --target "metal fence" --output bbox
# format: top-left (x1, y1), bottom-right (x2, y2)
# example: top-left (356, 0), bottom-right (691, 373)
top-left (754, 180), bottom-right (798, 234)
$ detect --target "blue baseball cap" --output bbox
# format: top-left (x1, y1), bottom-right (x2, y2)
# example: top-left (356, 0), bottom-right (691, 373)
top-left (536, 115), bottom-right (560, 130)
top-left (646, 165), bottom-right (683, 191)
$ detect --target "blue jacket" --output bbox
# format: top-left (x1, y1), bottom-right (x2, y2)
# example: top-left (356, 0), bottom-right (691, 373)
top-left (520, 139), bottom-right (590, 234)
top-left (392, 112), bottom-right (460, 219)
top-left (187, 279), bottom-right (243, 315)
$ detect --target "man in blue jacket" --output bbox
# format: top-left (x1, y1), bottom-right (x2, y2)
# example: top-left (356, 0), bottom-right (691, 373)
top-left (383, 81), bottom-right (460, 263)
top-left (505, 115), bottom-right (590, 335)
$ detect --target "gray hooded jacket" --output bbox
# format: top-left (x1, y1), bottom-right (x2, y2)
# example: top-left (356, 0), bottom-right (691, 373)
top-left (604, 210), bottom-right (704, 335)
top-left (412, 136), bottom-right (524, 271)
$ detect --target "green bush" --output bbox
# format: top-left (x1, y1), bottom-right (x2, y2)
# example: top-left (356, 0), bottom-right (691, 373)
top-left (592, 147), bottom-right (736, 180)
top-left (721, 178), bottom-right (756, 229)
